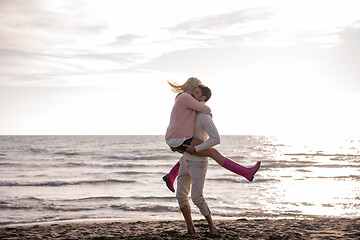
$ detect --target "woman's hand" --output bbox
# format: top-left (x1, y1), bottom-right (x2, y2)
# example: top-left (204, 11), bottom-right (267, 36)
top-left (183, 145), bottom-right (196, 154)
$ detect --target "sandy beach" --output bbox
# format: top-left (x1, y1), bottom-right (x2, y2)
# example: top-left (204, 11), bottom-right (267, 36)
top-left (1, 218), bottom-right (359, 240)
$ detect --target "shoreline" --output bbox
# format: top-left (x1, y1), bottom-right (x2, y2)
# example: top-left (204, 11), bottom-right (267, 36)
top-left (1, 217), bottom-right (359, 239)
top-left (0, 215), bottom-right (329, 228)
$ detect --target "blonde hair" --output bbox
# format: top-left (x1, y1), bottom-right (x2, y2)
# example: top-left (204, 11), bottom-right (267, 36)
top-left (168, 77), bottom-right (203, 99)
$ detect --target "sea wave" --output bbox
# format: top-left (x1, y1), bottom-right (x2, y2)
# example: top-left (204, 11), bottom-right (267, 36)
top-left (44, 162), bottom-right (151, 168)
top-left (29, 148), bottom-right (48, 154)
top-left (0, 204), bottom-right (33, 210)
top-left (306, 175), bottom-right (360, 180)
top-left (107, 155), bottom-right (151, 160)
top-left (206, 177), bottom-right (278, 183)
top-left (258, 160), bottom-right (356, 169)
top-left (3, 203), bottom-right (180, 214)
top-left (0, 162), bottom-right (19, 166)
top-left (55, 151), bottom-right (81, 156)
top-left (110, 204), bottom-right (178, 213)
top-left (0, 197), bottom-right (43, 210)
top-left (63, 196), bottom-right (180, 202)
top-left (73, 196), bottom-right (123, 201)
top-left (107, 155), bottom-right (173, 161)
top-left (114, 171), bottom-right (165, 175)
top-left (0, 179), bottom-right (135, 187)
top-left (103, 163), bottom-right (149, 168)
top-left (285, 153), bottom-right (360, 158)
top-left (45, 205), bottom-right (95, 212)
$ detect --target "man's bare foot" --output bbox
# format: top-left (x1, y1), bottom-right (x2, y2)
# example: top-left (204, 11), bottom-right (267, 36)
top-left (209, 227), bottom-right (219, 235)
top-left (205, 214), bottom-right (218, 235)
top-left (187, 227), bottom-right (196, 234)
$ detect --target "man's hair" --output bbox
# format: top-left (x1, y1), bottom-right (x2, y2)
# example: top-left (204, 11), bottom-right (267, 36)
top-left (198, 85), bottom-right (212, 102)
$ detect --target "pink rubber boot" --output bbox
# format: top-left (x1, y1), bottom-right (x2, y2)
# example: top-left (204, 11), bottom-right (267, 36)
top-left (162, 161), bottom-right (180, 192)
top-left (222, 159), bottom-right (261, 181)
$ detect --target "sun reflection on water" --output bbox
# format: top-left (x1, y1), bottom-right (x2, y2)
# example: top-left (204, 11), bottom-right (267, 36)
top-left (255, 135), bottom-right (360, 218)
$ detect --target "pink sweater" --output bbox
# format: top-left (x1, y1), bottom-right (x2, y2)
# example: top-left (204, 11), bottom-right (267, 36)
top-left (165, 93), bottom-right (211, 140)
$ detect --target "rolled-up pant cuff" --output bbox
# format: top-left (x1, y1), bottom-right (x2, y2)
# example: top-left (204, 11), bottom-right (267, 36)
top-left (180, 205), bottom-right (190, 212)
top-left (199, 206), bottom-right (211, 216)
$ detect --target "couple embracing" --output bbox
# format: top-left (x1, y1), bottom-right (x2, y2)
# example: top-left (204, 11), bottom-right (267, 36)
top-left (163, 77), bottom-right (261, 235)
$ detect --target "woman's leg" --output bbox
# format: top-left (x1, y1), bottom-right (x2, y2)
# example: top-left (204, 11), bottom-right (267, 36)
top-left (163, 161), bottom-right (180, 192)
top-left (163, 138), bottom-right (261, 192)
top-left (163, 146), bottom-right (184, 192)
top-left (188, 138), bottom-right (226, 165)
top-left (189, 138), bottom-right (261, 182)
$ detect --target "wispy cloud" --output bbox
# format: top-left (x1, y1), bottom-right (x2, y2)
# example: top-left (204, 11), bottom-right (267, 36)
top-left (0, 1), bottom-right (144, 86)
top-left (168, 7), bottom-right (274, 32)
top-left (0, 1), bottom-right (107, 50)
top-left (164, 4), bottom-right (360, 50)
top-left (0, 48), bottom-right (146, 86)
top-left (162, 7), bottom-right (277, 49)
top-left (109, 34), bottom-right (145, 46)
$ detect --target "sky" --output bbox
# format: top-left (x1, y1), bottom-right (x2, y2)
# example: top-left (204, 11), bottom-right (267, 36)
top-left (0, 0), bottom-right (360, 137)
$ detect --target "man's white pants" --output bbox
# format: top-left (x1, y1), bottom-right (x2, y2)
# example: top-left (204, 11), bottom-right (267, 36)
top-left (176, 156), bottom-right (211, 216)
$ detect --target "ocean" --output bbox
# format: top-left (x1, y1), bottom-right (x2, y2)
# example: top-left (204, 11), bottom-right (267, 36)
top-left (0, 135), bottom-right (359, 225)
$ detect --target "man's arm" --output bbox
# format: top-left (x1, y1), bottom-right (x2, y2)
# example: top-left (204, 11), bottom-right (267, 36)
top-left (185, 114), bottom-right (220, 153)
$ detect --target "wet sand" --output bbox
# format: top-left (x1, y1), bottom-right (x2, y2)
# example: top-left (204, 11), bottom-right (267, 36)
top-left (1, 218), bottom-right (359, 239)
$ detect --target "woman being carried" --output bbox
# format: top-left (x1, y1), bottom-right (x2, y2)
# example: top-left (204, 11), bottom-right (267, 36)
top-left (163, 77), bottom-right (261, 192)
